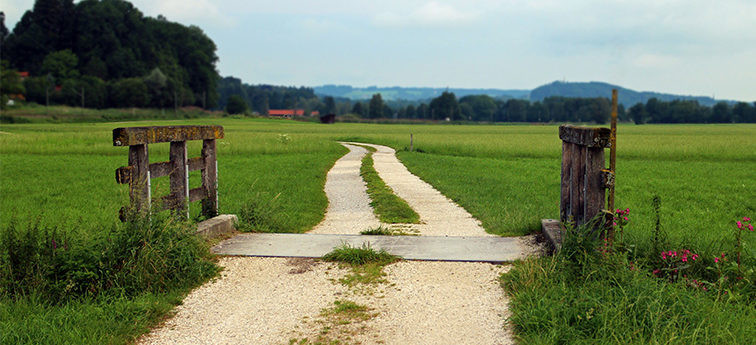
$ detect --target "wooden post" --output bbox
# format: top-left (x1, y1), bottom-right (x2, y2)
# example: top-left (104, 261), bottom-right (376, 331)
top-left (559, 125), bottom-right (610, 228)
top-left (410, 133), bottom-right (414, 152)
top-left (128, 144), bottom-right (150, 214)
top-left (169, 141), bottom-right (188, 218)
top-left (201, 139), bottom-right (218, 217)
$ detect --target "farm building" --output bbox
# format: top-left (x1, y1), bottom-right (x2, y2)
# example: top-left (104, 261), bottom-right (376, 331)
top-left (268, 109), bottom-right (305, 118)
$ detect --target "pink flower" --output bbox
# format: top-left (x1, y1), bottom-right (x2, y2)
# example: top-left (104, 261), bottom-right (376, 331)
top-left (661, 253), bottom-right (667, 260)
top-left (737, 221), bottom-right (743, 229)
top-left (749, 224), bottom-right (754, 231)
top-left (681, 257), bottom-right (687, 262)
top-left (744, 217), bottom-right (751, 221)
top-left (714, 257), bottom-right (719, 263)
top-left (624, 217), bottom-right (629, 221)
top-left (613, 222), bottom-right (617, 226)
top-left (625, 208), bottom-right (629, 213)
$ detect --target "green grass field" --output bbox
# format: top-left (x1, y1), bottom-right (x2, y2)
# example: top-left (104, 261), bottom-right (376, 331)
top-left (1, 118), bottom-right (755, 344)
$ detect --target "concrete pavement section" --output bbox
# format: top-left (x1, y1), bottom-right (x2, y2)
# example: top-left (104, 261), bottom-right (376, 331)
top-left (212, 233), bottom-right (529, 263)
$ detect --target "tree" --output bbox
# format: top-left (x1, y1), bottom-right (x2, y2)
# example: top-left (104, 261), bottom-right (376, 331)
top-left (110, 78), bottom-right (149, 108)
top-left (226, 95), bottom-right (248, 114)
top-left (351, 102), bottom-right (364, 116)
top-left (368, 93), bottom-right (384, 118)
top-left (40, 49), bottom-right (78, 81)
top-left (459, 95), bottom-right (496, 121)
top-left (710, 102), bottom-right (730, 123)
top-left (1, 60), bottom-right (25, 108)
top-left (429, 91), bottom-right (460, 120)
top-left (628, 103), bottom-right (647, 124)
top-left (504, 99), bottom-right (528, 122)
top-left (405, 105), bottom-right (416, 119)
top-left (323, 96), bottom-right (336, 114)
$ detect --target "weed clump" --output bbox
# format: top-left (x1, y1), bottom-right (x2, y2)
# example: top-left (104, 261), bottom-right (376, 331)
top-left (322, 243), bottom-right (398, 266)
top-left (0, 212), bottom-right (219, 302)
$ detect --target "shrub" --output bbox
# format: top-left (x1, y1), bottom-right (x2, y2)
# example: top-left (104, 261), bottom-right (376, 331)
top-left (0, 213), bottom-right (218, 302)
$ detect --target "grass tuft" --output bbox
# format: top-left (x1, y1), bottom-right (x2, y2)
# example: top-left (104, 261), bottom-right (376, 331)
top-left (357, 145), bottom-right (420, 224)
top-left (322, 243), bottom-right (398, 267)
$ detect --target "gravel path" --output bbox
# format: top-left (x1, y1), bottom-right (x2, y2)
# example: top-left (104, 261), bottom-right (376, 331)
top-left (139, 142), bottom-right (521, 345)
top-left (310, 143), bottom-right (379, 234)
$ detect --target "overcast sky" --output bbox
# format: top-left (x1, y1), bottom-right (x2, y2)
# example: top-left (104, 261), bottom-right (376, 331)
top-left (3, 0), bottom-right (755, 101)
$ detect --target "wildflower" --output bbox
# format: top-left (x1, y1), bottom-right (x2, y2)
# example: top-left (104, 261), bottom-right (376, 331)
top-left (653, 269), bottom-right (660, 275)
top-left (749, 224), bottom-right (754, 231)
top-left (661, 253), bottom-right (667, 260)
top-left (624, 217), bottom-right (629, 221)
top-left (737, 221), bottom-right (743, 229)
top-left (715, 257), bottom-right (719, 263)
top-left (744, 217), bottom-right (751, 221)
top-left (625, 208), bottom-right (629, 213)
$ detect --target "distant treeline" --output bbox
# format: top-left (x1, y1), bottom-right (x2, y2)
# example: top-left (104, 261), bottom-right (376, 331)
top-left (627, 99), bottom-right (756, 124)
top-left (216, 77), bottom-right (320, 114)
top-left (1, 0), bottom-right (219, 109)
top-left (340, 93), bottom-right (756, 124)
top-left (342, 93), bottom-right (623, 124)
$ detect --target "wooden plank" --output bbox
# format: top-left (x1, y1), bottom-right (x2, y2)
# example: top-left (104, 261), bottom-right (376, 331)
top-left (201, 139), bottom-right (218, 217)
top-left (169, 141), bottom-right (188, 218)
top-left (128, 144), bottom-right (150, 213)
top-left (559, 125), bottom-right (610, 148)
top-left (570, 144), bottom-right (586, 226)
top-left (188, 157), bottom-right (204, 172)
top-left (149, 161), bottom-right (171, 179)
top-left (560, 141), bottom-right (572, 223)
top-left (115, 166), bottom-right (132, 184)
top-left (189, 187), bottom-right (207, 202)
top-left (113, 125), bottom-right (224, 146)
top-left (584, 147), bottom-right (605, 224)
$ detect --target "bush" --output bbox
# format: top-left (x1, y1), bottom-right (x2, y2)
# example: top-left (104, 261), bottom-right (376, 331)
top-left (226, 95), bottom-right (248, 115)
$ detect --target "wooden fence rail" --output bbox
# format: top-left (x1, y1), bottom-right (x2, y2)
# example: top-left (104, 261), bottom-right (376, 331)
top-left (559, 124), bottom-right (613, 228)
top-left (114, 125), bottom-right (224, 219)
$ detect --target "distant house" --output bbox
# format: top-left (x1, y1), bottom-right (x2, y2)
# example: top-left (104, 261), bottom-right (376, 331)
top-left (310, 111), bottom-right (320, 117)
top-left (268, 109), bottom-right (305, 118)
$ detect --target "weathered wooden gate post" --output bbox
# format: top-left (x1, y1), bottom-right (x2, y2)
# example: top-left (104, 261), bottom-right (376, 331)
top-left (558, 124), bottom-right (612, 229)
top-left (114, 125), bottom-right (224, 219)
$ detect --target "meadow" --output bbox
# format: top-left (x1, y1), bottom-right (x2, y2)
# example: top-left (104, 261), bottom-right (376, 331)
top-left (1, 117), bottom-right (755, 344)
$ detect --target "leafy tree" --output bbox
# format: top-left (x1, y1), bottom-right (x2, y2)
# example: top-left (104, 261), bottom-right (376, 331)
top-left (351, 102), bottom-right (364, 116)
top-left (710, 102), bottom-right (731, 123)
top-left (429, 91), bottom-right (460, 120)
top-left (459, 95), bottom-right (496, 121)
top-left (40, 49), bottom-right (78, 81)
top-left (369, 93), bottom-right (384, 118)
top-left (323, 96), bottom-right (336, 114)
top-left (504, 99), bottom-right (528, 122)
top-left (416, 103), bottom-right (429, 119)
top-left (109, 78), bottom-right (149, 107)
top-left (628, 103), bottom-right (647, 124)
top-left (225, 95), bottom-right (248, 114)
top-left (405, 104), bottom-right (416, 119)
top-left (0, 60), bottom-right (25, 108)
top-left (733, 102), bottom-right (756, 123)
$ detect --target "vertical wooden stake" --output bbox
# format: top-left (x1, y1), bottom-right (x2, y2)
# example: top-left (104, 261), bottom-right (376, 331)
top-left (607, 89), bottom-right (618, 237)
top-left (170, 141), bottom-right (188, 219)
top-left (128, 144), bottom-right (150, 214)
top-left (201, 139), bottom-right (218, 217)
top-left (410, 133), bottom-right (414, 152)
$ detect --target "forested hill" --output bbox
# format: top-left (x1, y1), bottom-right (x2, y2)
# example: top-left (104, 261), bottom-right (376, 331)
top-left (313, 85), bottom-right (530, 101)
top-left (2, 0), bottom-right (220, 108)
top-left (530, 81), bottom-right (729, 107)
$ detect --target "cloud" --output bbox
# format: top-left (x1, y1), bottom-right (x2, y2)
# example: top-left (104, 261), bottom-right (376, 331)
top-left (374, 1), bottom-right (477, 27)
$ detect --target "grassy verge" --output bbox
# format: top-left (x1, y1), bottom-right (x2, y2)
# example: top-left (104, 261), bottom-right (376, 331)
top-left (356, 145), bottom-right (420, 224)
top-left (501, 216), bottom-right (756, 344)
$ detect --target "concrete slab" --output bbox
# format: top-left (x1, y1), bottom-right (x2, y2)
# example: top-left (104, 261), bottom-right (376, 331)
top-left (212, 233), bottom-right (529, 263)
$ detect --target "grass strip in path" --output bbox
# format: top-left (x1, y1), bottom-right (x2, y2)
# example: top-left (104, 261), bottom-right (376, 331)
top-left (355, 144), bottom-right (420, 224)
